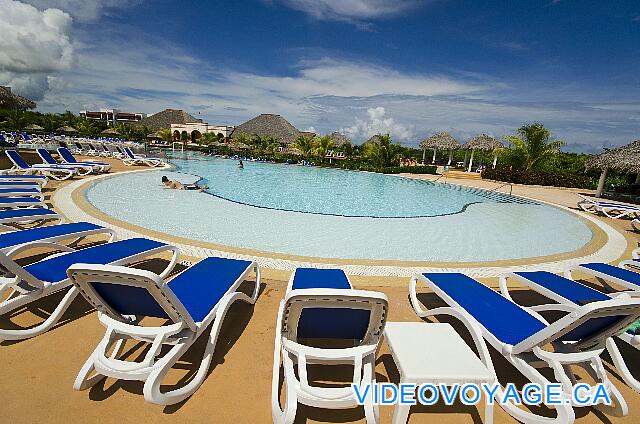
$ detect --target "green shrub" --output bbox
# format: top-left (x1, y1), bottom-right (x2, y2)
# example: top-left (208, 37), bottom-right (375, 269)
top-left (482, 167), bottom-right (596, 189)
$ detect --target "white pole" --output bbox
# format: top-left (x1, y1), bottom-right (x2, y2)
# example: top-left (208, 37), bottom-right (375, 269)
top-left (432, 149), bottom-right (437, 164)
top-left (467, 149), bottom-right (475, 172)
top-left (635, 172), bottom-right (640, 184)
top-left (447, 150), bottom-right (453, 166)
top-left (492, 153), bottom-right (498, 169)
top-left (596, 168), bottom-right (608, 197)
top-left (463, 151), bottom-right (469, 167)
top-left (422, 148), bottom-right (426, 163)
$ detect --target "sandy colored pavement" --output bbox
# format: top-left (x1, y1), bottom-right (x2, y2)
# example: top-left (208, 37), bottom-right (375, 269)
top-left (0, 154), bottom-right (639, 423)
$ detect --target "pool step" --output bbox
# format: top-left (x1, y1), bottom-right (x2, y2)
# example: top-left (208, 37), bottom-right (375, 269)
top-left (442, 170), bottom-right (483, 180)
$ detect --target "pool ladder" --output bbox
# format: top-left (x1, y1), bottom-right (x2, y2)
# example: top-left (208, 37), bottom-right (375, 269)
top-left (491, 182), bottom-right (513, 195)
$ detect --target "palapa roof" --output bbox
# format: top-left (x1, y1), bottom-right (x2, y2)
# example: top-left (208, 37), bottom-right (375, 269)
top-left (420, 132), bottom-right (460, 150)
top-left (230, 114), bottom-right (301, 145)
top-left (56, 126), bottom-right (77, 133)
top-left (327, 131), bottom-right (351, 147)
top-left (299, 131), bottom-right (316, 139)
top-left (363, 134), bottom-right (383, 145)
top-left (24, 124), bottom-right (44, 131)
top-left (0, 86), bottom-right (36, 110)
top-left (463, 134), bottom-right (504, 151)
top-left (135, 109), bottom-right (201, 131)
top-left (586, 139), bottom-right (640, 173)
top-left (101, 128), bottom-right (119, 135)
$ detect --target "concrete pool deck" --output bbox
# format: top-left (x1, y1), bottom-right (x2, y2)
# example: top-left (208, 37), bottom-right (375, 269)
top-left (1, 156), bottom-right (639, 424)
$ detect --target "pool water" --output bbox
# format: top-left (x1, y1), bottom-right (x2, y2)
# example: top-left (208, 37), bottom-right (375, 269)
top-left (85, 154), bottom-right (593, 262)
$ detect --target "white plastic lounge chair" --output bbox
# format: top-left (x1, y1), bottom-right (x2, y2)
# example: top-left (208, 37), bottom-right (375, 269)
top-left (565, 262), bottom-right (640, 292)
top-left (36, 148), bottom-right (95, 175)
top-left (0, 181), bottom-right (43, 189)
top-left (619, 249), bottom-right (640, 271)
top-left (272, 268), bottom-right (388, 424)
top-left (0, 197), bottom-right (47, 209)
top-left (410, 272), bottom-right (640, 423)
top-left (499, 271), bottom-right (640, 393)
top-left (577, 194), bottom-right (640, 219)
top-left (632, 219), bottom-right (640, 232)
top-left (0, 174), bottom-right (48, 186)
top-left (56, 147), bottom-right (111, 173)
top-left (0, 208), bottom-right (62, 228)
top-left (5, 150), bottom-right (76, 181)
top-left (0, 187), bottom-right (43, 199)
top-left (67, 256), bottom-right (260, 405)
top-left (0, 237), bottom-right (178, 340)
top-left (122, 147), bottom-right (164, 167)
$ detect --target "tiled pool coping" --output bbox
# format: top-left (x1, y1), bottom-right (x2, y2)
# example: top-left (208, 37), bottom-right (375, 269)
top-left (54, 168), bottom-right (628, 277)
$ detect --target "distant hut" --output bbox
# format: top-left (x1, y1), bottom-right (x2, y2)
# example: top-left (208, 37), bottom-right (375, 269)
top-left (134, 109), bottom-right (202, 131)
top-left (299, 131), bottom-right (317, 139)
top-left (230, 114), bottom-right (301, 145)
top-left (24, 124), bottom-right (44, 132)
top-left (0, 86), bottom-right (36, 110)
top-left (363, 134), bottom-right (383, 145)
top-left (101, 128), bottom-right (119, 135)
top-left (586, 139), bottom-right (640, 197)
top-left (327, 131), bottom-right (351, 147)
top-left (463, 134), bottom-right (504, 172)
top-left (419, 132), bottom-right (460, 165)
top-left (56, 126), bottom-right (77, 134)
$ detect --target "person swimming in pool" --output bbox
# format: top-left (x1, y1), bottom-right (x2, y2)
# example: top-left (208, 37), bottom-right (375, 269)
top-left (238, 159), bottom-right (244, 169)
top-left (161, 176), bottom-right (209, 190)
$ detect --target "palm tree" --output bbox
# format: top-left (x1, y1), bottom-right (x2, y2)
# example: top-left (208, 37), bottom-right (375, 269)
top-left (3, 110), bottom-right (28, 131)
top-left (40, 114), bottom-right (61, 134)
top-left (313, 135), bottom-right (334, 158)
top-left (114, 123), bottom-right (137, 140)
top-left (363, 134), bottom-right (402, 167)
top-left (293, 135), bottom-right (316, 157)
top-left (156, 128), bottom-right (172, 142)
top-left (75, 120), bottom-right (98, 137)
top-left (200, 132), bottom-right (218, 144)
top-left (505, 123), bottom-right (564, 170)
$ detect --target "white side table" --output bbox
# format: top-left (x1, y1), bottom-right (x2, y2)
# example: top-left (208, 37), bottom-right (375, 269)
top-left (384, 322), bottom-right (496, 424)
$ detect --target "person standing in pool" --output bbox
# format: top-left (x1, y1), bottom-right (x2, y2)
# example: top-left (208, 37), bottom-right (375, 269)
top-left (161, 176), bottom-right (209, 190)
top-left (238, 159), bottom-right (244, 169)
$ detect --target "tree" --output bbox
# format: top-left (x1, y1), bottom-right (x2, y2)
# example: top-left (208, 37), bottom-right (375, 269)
top-left (75, 120), bottom-right (99, 137)
top-left (200, 132), bottom-right (219, 144)
top-left (293, 135), bottom-right (316, 157)
top-left (156, 128), bottom-right (172, 141)
top-left (114, 123), bottom-right (138, 140)
top-left (234, 133), bottom-right (249, 145)
top-left (363, 133), bottom-right (402, 167)
top-left (138, 125), bottom-right (153, 142)
top-left (3, 110), bottom-right (28, 131)
top-left (505, 123), bottom-right (565, 171)
top-left (313, 135), bottom-right (334, 158)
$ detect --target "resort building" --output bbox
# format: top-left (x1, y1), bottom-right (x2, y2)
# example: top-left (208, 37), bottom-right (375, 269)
top-left (170, 122), bottom-right (235, 142)
top-left (0, 86), bottom-right (36, 110)
top-left (80, 109), bottom-right (146, 125)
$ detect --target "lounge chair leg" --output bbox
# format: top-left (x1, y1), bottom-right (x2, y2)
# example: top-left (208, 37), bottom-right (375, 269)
top-left (0, 286), bottom-right (79, 341)
top-left (606, 338), bottom-right (640, 393)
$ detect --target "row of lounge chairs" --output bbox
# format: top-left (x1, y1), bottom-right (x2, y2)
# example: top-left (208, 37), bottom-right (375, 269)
top-left (1, 189), bottom-right (639, 424)
top-left (578, 194), bottom-right (640, 220)
top-left (66, 141), bottom-right (166, 167)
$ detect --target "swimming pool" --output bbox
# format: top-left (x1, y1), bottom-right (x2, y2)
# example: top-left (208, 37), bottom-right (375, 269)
top-left (85, 154), bottom-right (594, 262)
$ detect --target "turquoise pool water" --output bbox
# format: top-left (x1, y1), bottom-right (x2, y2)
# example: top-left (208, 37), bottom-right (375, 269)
top-left (85, 154), bottom-right (593, 262)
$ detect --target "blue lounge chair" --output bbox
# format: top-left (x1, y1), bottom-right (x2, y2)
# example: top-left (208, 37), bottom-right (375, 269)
top-left (0, 238), bottom-right (178, 340)
top-left (578, 195), bottom-right (640, 219)
top-left (5, 150), bottom-right (76, 181)
top-left (273, 268), bottom-right (388, 424)
top-left (0, 174), bottom-right (48, 185)
top-left (0, 208), bottom-right (62, 227)
top-left (0, 187), bottom-right (42, 198)
top-left (36, 148), bottom-right (96, 175)
top-left (0, 181), bottom-right (43, 189)
top-left (0, 197), bottom-right (47, 209)
top-left (410, 272), bottom-right (640, 423)
top-left (122, 147), bottom-right (164, 167)
top-left (566, 262), bottom-right (640, 292)
top-left (67, 256), bottom-right (260, 405)
top-left (56, 147), bottom-right (111, 172)
top-left (500, 270), bottom-right (640, 393)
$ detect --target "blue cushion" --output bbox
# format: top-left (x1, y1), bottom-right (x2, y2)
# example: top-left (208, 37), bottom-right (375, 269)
top-left (0, 175), bottom-right (46, 180)
top-left (58, 148), bottom-right (107, 166)
top-left (292, 268), bottom-right (351, 289)
top-left (0, 197), bottom-right (41, 204)
top-left (514, 271), bottom-right (610, 304)
top-left (0, 188), bottom-right (40, 195)
top-left (0, 182), bottom-right (40, 187)
top-left (168, 257), bottom-right (253, 322)
top-left (36, 149), bottom-right (57, 165)
top-left (92, 283), bottom-right (170, 319)
top-left (0, 208), bottom-right (57, 220)
top-left (0, 222), bottom-right (102, 250)
top-left (580, 263), bottom-right (640, 287)
top-left (25, 238), bottom-right (166, 283)
top-left (424, 273), bottom-right (547, 345)
top-left (6, 151), bottom-right (29, 168)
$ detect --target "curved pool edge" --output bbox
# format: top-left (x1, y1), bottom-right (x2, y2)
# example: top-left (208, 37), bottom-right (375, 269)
top-left (54, 168), bottom-right (629, 278)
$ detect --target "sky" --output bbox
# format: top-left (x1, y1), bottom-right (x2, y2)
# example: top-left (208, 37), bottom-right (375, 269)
top-left (0, 0), bottom-right (639, 152)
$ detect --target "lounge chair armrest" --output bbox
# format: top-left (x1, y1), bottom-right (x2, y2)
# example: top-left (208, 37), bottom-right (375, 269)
top-left (282, 339), bottom-right (377, 361)
top-left (4, 241), bottom-right (75, 259)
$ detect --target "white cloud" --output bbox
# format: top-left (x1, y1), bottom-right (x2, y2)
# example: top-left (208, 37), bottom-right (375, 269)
top-left (0, 0), bottom-right (73, 100)
top-left (21, 0), bottom-right (140, 21)
top-left (341, 106), bottom-right (414, 142)
top-left (269, 0), bottom-right (426, 22)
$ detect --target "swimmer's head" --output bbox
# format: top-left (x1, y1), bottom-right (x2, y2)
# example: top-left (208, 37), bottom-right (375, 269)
top-left (161, 176), bottom-right (169, 183)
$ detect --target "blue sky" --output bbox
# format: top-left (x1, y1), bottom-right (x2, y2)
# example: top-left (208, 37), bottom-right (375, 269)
top-left (1, 0), bottom-right (639, 152)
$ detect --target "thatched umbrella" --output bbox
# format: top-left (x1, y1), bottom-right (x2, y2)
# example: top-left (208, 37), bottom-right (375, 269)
top-left (57, 125), bottom-right (77, 134)
top-left (585, 139), bottom-right (640, 196)
top-left (419, 132), bottom-right (460, 165)
top-left (229, 142), bottom-right (250, 150)
top-left (101, 128), bottom-right (119, 135)
top-left (0, 86), bottom-right (36, 110)
top-left (230, 114), bottom-right (300, 145)
top-left (462, 134), bottom-right (504, 172)
top-left (327, 131), bottom-right (351, 147)
top-left (24, 124), bottom-right (44, 132)
top-left (284, 147), bottom-right (302, 156)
